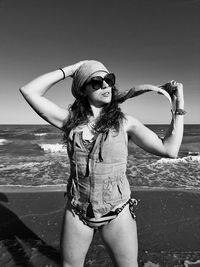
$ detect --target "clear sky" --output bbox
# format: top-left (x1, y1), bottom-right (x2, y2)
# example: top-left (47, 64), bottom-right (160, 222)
top-left (0, 0), bottom-right (199, 124)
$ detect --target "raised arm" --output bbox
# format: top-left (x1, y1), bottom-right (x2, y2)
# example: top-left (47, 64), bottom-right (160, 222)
top-left (19, 61), bottom-right (85, 129)
top-left (125, 81), bottom-right (184, 158)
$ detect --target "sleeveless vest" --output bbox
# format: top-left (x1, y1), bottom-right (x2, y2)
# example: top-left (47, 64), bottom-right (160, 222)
top-left (66, 125), bottom-right (131, 219)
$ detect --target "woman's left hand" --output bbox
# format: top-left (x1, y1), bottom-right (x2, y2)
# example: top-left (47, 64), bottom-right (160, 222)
top-left (160, 80), bottom-right (184, 107)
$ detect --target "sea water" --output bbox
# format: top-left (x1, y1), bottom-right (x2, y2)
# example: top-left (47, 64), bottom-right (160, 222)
top-left (0, 124), bottom-right (200, 189)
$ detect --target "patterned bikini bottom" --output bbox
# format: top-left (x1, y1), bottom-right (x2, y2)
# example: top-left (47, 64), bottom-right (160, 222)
top-left (71, 198), bottom-right (138, 229)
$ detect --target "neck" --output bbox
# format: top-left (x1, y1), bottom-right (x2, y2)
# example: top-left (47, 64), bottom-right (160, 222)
top-left (90, 104), bottom-right (102, 119)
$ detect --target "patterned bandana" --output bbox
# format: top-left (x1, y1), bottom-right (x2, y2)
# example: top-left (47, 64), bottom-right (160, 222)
top-left (71, 60), bottom-right (109, 99)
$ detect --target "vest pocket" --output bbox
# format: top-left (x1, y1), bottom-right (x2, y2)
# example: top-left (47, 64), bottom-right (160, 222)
top-left (102, 174), bottom-right (127, 204)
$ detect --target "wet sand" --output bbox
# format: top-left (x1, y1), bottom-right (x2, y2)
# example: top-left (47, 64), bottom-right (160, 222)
top-left (0, 186), bottom-right (200, 266)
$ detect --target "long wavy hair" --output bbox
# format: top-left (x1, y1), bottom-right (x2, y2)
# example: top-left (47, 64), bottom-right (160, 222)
top-left (62, 85), bottom-right (125, 144)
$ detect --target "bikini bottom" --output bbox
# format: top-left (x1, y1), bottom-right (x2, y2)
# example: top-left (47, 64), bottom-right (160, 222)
top-left (71, 198), bottom-right (138, 229)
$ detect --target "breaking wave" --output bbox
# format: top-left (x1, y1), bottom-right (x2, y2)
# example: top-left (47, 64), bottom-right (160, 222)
top-left (39, 143), bottom-right (67, 153)
top-left (33, 133), bottom-right (48, 137)
top-left (0, 138), bottom-right (10, 145)
top-left (151, 154), bottom-right (200, 166)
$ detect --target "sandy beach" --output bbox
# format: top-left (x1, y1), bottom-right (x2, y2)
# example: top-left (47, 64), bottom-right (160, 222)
top-left (0, 186), bottom-right (200, 267)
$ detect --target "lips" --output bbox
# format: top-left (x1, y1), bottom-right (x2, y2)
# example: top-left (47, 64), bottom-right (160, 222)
top-left (102, 92), bottom-right (110, 97)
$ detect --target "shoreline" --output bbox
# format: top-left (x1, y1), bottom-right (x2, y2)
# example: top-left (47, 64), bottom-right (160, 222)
top-left (1, 184), bottom-right (200, 193)
top-left (0, 184), bottom-right (66, 193)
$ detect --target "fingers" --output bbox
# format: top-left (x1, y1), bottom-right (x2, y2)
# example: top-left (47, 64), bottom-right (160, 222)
top-left (161, 80), bottom-right (183, 92)
top-left (168, 81), bottom-right (184, 107)
top-left (170, 80), bottom-right (181, 89)
top-left (158, 80), bottom-right (184, 104)
top-left (69, 61), bottom-right (88, 77)
top-left (77, 60), bottom-right (89, 66)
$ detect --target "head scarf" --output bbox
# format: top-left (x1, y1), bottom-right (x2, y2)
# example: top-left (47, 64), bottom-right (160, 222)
top-left (71, 60), bottom-right (109, 99)
top-left (117, 84), bottom-right (174, 111)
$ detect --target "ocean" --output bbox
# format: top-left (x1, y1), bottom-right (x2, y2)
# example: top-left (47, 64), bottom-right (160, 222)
top-left (0, 124), bottom-right (200, 189)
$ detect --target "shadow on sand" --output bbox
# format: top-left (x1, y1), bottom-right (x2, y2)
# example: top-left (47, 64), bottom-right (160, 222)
top-left (0, 193), bottom-right (60, 266)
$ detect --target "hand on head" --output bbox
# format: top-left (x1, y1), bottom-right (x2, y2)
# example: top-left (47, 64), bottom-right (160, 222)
top-left (70, 61), bottom-right (89, 77)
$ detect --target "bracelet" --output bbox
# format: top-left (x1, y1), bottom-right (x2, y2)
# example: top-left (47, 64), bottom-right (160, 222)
top-left (59, 68), bottom-right (66, 80)
top-left (171, 108), bottom-right (187, 116)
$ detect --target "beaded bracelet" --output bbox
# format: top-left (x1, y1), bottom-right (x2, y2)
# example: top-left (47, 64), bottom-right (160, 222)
top-left (171, 108), bottom-right (187, 116)
top-left (59, 68), bottom-right (66, 80)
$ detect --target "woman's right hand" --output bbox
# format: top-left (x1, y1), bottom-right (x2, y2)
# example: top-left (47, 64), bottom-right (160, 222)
top-left (64, 60), bottom-right (88, 78)
top-left (19, 61), bottom-right (90, 130)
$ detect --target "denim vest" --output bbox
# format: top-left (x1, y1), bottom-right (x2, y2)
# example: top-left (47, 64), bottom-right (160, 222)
top-left (66, 125), bottom-right (131, 219)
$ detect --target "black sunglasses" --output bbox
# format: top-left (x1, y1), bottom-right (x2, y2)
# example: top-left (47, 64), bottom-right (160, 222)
top-left (85, 73), bottom-right (116, 90)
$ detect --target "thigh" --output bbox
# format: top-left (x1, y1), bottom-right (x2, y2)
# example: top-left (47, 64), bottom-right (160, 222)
top-left (60, 201), bottom-right (94, 267)
top-left (99, 205), bottom-right (138, 267)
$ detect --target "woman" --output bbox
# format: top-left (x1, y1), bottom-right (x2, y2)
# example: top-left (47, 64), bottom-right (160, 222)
top-left (19, 60), bottom-right (185, 267)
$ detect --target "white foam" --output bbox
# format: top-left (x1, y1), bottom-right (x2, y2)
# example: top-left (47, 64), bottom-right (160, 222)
top-left (0, 138), bottom-right (9, 145)
top-left (39, 143), bottom-right (67, 153)
top-left (34, 133), bottom-right (47, 136)
top-left (151, 155), bottom-right (200, 165)
top-left (184, 259), bottom-right (200, 267)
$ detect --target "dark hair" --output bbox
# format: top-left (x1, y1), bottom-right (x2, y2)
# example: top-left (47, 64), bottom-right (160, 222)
top-left (62, 86), bottom-right (125, 143)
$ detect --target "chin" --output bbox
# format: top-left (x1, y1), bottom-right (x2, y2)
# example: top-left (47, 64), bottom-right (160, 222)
top-left (90, 96), bottom-right (112, 107)
top-left (101, 96), bottom-right (112, 103)
top-left (104, 98), bottom-right (111, 103)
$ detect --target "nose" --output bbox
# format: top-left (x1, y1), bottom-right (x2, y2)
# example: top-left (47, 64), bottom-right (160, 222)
top-left (102, 80), bottom-right (109, 89)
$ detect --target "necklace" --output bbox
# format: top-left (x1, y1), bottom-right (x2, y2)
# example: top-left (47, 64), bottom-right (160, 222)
top-left (87, 120), bottom-right (97, 133)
